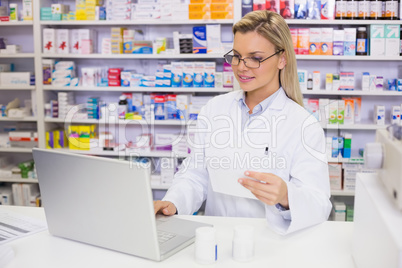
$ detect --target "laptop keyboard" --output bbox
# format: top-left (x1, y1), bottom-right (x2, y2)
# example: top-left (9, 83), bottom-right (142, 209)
top-left (157, 230), bottom-right (176, 244)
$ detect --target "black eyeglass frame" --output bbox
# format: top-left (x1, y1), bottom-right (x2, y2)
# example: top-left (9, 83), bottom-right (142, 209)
top-left (223, 49), bottom-right (285, 69)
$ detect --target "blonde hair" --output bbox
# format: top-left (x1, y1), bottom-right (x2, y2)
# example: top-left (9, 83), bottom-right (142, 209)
top-left (233, 10), bottom-right (303, 107)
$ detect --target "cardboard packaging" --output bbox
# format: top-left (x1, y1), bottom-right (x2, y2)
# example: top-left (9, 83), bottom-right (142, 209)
top-left (385, 24), bottom-right (400, 56)
top-left (344, 28), bottom-right (356, 56)
top-left (333, 30), bottom-right (344, 56)
top-left (321, 28), bottom-right (333, 55)
top-left (297, 28), bottom-right (310, 55)
top-left (309, 28), bottom-right (321, 55)
top-left (43, 28), bottom-right (56, 54)
top-left (370, 24), bottom-right (385, 56)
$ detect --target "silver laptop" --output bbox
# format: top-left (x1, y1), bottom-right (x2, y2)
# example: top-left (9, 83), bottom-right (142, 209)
top-left (33, 148), bottom-right (211, 261)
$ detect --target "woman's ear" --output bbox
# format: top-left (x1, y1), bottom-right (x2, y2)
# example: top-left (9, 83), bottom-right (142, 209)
top-left (278, 54), bottom-right (287, 70)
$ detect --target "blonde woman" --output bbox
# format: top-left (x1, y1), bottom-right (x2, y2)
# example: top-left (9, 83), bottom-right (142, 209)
top-left (154, 10), bottom-right (331, 235)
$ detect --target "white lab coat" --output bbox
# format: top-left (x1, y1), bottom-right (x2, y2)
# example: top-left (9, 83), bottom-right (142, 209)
top-left (163, 88), bottom-right (332, 235)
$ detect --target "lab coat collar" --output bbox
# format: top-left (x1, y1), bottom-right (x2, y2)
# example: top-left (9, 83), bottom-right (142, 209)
top-left (232, 87), bottom-right (288, 112)
top-left (230, 88), bottom-right (289, 131)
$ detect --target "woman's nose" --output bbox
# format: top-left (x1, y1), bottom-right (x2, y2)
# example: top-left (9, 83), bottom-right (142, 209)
top-left (237, 59), bottom-right (248, 71)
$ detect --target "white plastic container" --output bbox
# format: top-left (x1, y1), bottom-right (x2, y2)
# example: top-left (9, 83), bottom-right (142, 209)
top-left (195, 227), bottom-right (217, 265)
top-left (232, 225), bottom-right (254, 262)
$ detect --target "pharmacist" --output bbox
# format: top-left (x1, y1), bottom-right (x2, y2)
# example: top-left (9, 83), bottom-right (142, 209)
top-left (154, 10), bottom-right (332, 235)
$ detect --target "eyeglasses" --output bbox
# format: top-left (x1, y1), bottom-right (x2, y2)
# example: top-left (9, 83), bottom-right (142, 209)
top-left (223, 49), bottom-right (285, 69)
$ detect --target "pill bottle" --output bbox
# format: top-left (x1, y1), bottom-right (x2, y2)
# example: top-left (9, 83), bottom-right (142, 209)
top-left (195, 227), bottom-right (217, 265)
top-left (232, 225), bottom-right (254, 262)
top-left (356, 27), bottom-right (368, 56)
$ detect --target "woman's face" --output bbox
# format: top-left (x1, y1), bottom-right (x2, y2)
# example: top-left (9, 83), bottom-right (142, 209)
top-left (232, 31), bottom-right (285, 96)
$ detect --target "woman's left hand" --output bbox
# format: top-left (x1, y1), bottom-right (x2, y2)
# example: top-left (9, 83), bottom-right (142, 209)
top-left (239, 170), bottom-right (289, 209)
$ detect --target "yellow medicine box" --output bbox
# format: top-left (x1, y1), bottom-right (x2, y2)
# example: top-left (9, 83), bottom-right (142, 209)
top-left (46, 131), bottom-right (52, 149)
top-left (54, 130), bottom-right (68, 149)
top-left (67, 125), bottom-right (80, 150)
top-left (111, 27), bottom-right (125, 38)
top-left (67, 125), bottom-right (96, 150)
top-left (78, 125), bottom-right (91, 150)
top-left (85, 0), bottom-right (100, 5)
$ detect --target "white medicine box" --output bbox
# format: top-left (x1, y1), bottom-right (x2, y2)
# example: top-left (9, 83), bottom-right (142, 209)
top-left (370, 25), bottom-right (385, 56)
top-left (385, 24), bottom-right (400, 56)
top-left (374, 105), bottom-right (385, 125)
top-left (43, 28), bottom-right (56, 54)
top-left (333, 202), bottom-right (346, 221)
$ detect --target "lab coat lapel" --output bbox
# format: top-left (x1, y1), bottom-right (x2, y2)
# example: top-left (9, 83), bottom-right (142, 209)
top-left (228, 90), bottom-right (244, 135)
top-left (247, 88), bottom-right (289, 130)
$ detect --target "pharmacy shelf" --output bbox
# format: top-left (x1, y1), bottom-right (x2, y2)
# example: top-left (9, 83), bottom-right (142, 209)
top-left (323, 123), bottom-right (388, 130)
top-left (0, 147), bottom-right (33, 153)
top-left (331, 190), bottom-right (355, 196)
top-left (46, 117), bottom-right (387, 129)
top-left (126, 150), bottom-right (189, 158)
top-left (0, 53), bottom-right (35, 58)
top-left (327, 157), bottom-right (364, 164)
top-left (0, 117), bottom-right (37, 122)
top-left (54, 148), bottom-right (189, 158)
top-left (40, 19), bottom-right (234, 26)
top-left (42, 85), bottom-right (233, 93)
top-left (44, 118), bottom-right (99, 124)
top-left (285, 19), bottom-right (402, 25)
top-left (54, 148), bottom-right (121, 156)
top-left (0, 177), bottom-right (38, 183)
top-left (296, 55), bottom-right (402, 61)
top-left (302, 90), bottom-right (402, 96)
top-left (45, 118), bottom-right (196, 126)
top-left (0, 21), bottom-right (33, 26)
top-left (41, 53), bottom-right (224, 59)
top-left (0, 85), bottom-right (35, 90)
top-left (48, 151), bottom-right (364, 161)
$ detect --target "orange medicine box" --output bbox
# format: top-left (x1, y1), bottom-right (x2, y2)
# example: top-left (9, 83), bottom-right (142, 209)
top-left (211, 11), bottom-right (233, 19)
top-left (211, 3), bottom-right (233, 11)
top-left (191, 0), bottom-right (211, 3)
top-left (189, 11), bottom-right (211, 20)
top-left (297, 28), bottom-right (310, 55)
top-left (309, 28), bottom-right (321, 55)
top-left (190, 0), bottom-right (232, 3)
top-left (290, 28), bottom-right (298, 54)
top-left (189, 4), bottom-right (211, 12)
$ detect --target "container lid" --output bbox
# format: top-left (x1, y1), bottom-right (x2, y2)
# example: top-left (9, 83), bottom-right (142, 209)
top-left (357, 27), bottom-right (366, 32)
top-left (233, 225), bottom-right (254, 240)
top-left (196, 227), bottom-right (216, 241)
top-left (119, 95), bottom-right (126, 100)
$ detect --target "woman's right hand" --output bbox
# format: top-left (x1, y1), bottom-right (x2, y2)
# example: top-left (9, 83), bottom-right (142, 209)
top-left (153, 200), bottom-right (177, 216)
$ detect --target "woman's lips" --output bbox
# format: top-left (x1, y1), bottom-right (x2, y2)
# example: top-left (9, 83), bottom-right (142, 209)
top-left (237, 74), bottom-right (255, 83)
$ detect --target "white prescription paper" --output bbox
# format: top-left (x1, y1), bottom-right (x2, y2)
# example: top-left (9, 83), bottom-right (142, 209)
top-left (208, 168), bottom-right (257, 200)
top-left (0, 209), bottom-right (48, 245)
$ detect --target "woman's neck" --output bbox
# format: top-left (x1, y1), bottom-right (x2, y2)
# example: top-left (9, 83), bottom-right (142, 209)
top-left (245, 87), bottom-right (280, 112)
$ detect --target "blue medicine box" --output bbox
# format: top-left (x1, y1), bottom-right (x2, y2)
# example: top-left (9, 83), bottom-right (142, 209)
top-left (193, 26), bottom-right (207, 54)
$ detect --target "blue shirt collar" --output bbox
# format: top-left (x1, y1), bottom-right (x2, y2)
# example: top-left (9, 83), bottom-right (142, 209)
top-left (238, 88), bottom-right (281, 115)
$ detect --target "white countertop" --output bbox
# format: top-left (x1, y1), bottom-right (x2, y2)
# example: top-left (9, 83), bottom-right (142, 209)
top-left (3, 206), bottom-right (355, 268)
